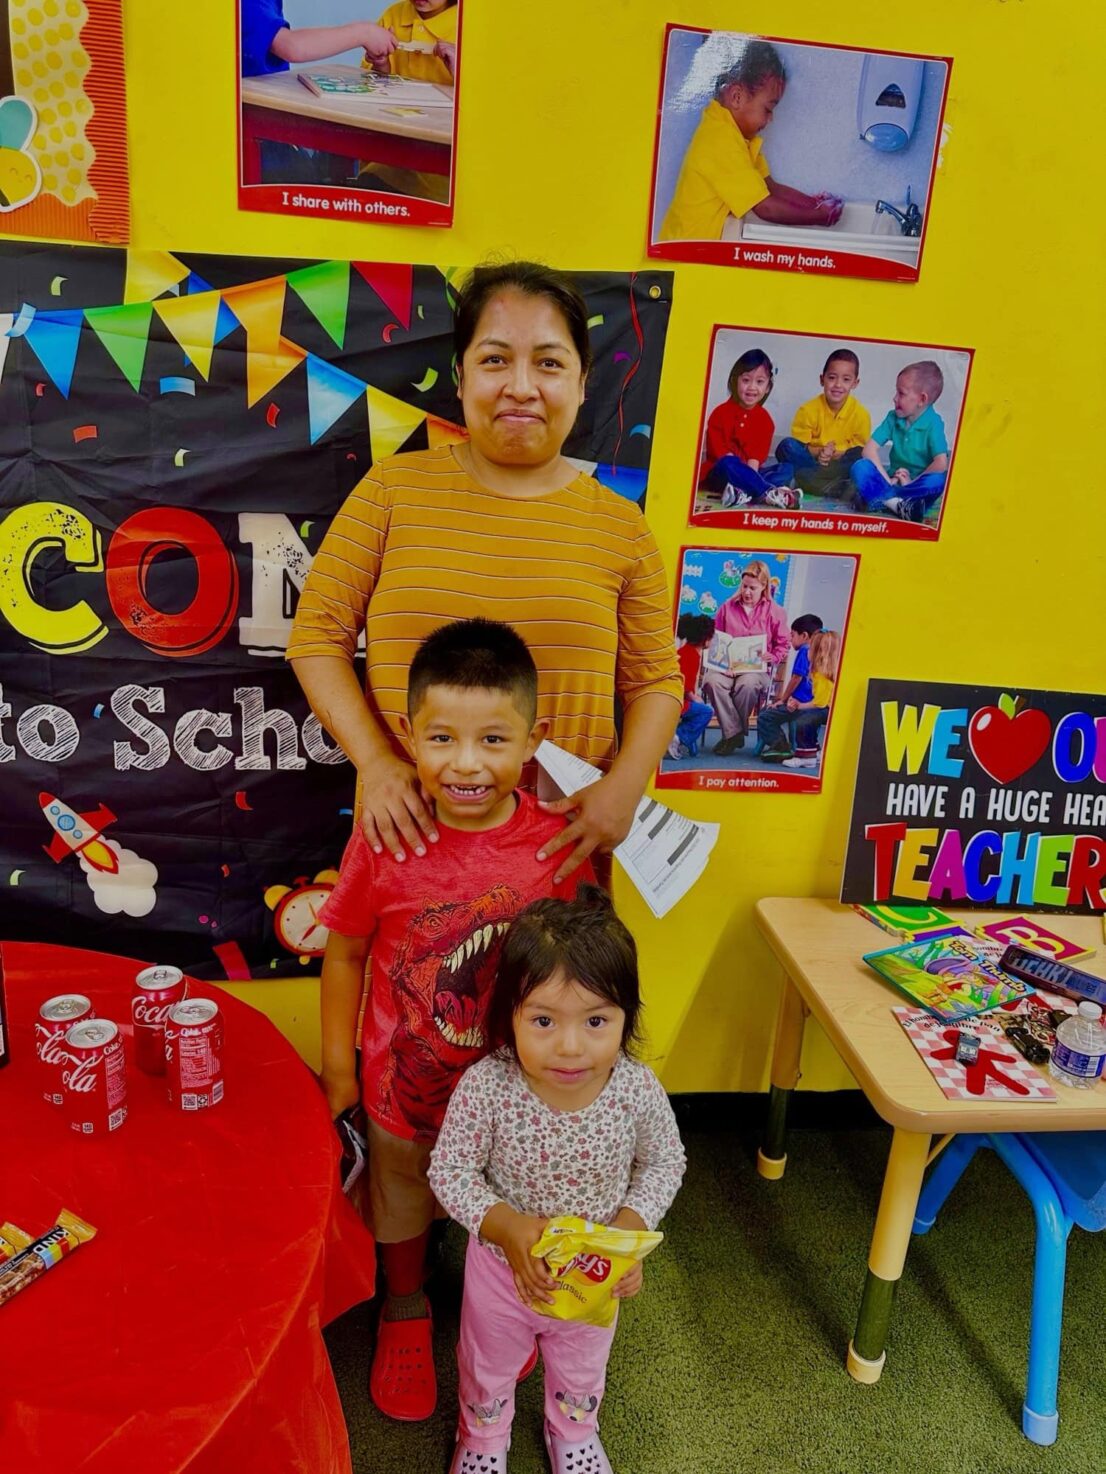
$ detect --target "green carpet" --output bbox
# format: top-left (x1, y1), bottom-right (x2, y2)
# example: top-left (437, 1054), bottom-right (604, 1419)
top-left (325, 1118), bottom-right (1103, 1473)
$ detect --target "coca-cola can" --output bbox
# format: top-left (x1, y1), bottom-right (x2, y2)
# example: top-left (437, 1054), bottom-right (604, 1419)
top-left (63, 1018), bottom-right (128, 1135)
top-left (36, 995), bottom-right (94, 1105)
top-left (132, 965), bottom-right (187, 1075)
top-left (165, 998), bottom-right (224, 1111)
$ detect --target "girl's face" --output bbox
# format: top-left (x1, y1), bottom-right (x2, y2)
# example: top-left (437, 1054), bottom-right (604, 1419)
top-left (738, 572), bottom-right (766, 607)
top-left (458, 290), bottom-right (586, 470)
top-left (514, 971), bottom-right (625, 1111)
top-left (723, 77), bottom-right (785, 140)
top-left (735, 365), bottom-right (771, 408)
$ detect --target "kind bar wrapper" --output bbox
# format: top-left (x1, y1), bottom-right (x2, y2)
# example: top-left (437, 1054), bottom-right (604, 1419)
top-left (0, 1210), bottom-right (96, 1308)
top-left (0, 1223), bottom-right (34, 1261)
top-left (530, 1216), bottom-right (663, 1328)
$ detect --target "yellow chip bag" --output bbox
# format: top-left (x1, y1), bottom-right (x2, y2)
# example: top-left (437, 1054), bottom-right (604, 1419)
top-left (529, 1215), bottom-right (663, 1327)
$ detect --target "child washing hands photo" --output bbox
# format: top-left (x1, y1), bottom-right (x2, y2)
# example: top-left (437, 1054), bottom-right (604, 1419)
top-left (429, 889), bottom-right (686, 1474)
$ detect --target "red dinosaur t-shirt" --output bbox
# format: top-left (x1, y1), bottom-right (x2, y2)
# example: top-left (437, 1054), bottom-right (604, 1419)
top-left (319, 791), bottom-right (595, 1142)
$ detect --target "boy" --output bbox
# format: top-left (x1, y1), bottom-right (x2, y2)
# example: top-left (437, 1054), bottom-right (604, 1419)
top-left (318, 619), bottom-right (593, 1422)
top-left (771, 350), bottom-right (871, 497)
top-left (240, 2), bottom-right (395, 78)
top-left (756, 613), bottom-right (822, 757)
top-left (849, 360), bottom-right (949, 522)
top-left (669, 613), bottom-right (716, 758)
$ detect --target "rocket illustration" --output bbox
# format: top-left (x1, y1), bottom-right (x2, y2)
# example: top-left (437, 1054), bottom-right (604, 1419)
top-left (39, 793), bottom-right (120, 874)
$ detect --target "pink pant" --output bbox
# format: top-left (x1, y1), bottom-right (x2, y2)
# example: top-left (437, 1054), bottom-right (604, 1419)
top-left (457, 1237), bottom-right (617, 1451)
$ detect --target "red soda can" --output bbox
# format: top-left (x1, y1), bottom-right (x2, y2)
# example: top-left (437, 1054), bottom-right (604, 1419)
top-left (36, 995), bottom-right (94, 1105)
top-left (132, 965), bottom-right (186, 1075)
top-left (165, 998), bottom-right (224, 1110)
top-left (63, 1018), bottom-right (128, 1135)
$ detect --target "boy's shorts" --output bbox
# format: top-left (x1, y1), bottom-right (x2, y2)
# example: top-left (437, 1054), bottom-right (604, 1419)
top-left (356, 1116), bottom-right (443, 1244)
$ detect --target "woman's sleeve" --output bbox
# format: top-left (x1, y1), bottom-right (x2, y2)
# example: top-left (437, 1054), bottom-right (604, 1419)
top-left (616, 521), bottom-right (683, 709)
top-left (622, 1069), bottom-right (687, 1230)
top-left (767, 602), bottom-right (791, 666)
top-left (286, 471), bottom-right (390, 663)
top-left (427, 1065), bottom-right (501, 1237)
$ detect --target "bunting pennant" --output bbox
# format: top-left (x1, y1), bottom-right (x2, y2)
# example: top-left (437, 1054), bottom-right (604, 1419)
top-left (186, 272), bottom-right (214, 294)
top-left (214, 298), bottom-right (240, 347)
top-left (287, 262), bottom-right (351, 349)
top-left (84, 302), bottom-right (155, 392)
top-left (0, 314), bottom-right (13, 384)
top-left (247, 336), bottom-right (307, 408)
top-left (124, 251), bottom-right (189, 305)
top-left (153, 292), bottom-right (222, 381)
top-left (425, 413), bottom-right (469, 449)
top-left (23, 309), bottom-right (84, 398)
top-left (222, 277), bottom-right (287, 360)
top-left (352, 262), bottom-right (413, 330)
top-left (306, 354), bottom-right (370, 445)
top-left (366, 382), bottom-right (428, 461)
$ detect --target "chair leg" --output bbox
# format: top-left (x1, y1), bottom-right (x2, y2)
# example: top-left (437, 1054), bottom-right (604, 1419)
top-left (912, 1134), bottom-right (983, 1234)
top-left (990, 1135), bottom-right (1074, 1446)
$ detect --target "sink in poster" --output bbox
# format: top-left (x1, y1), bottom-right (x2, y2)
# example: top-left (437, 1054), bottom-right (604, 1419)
top-left (725, 201), bottom-right (922, 267)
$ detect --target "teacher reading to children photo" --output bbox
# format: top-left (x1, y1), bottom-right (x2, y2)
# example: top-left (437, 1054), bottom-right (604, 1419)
top-left (287, 261), bottom-right (682, 881)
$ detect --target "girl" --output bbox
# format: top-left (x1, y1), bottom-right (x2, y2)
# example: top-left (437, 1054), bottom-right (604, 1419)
top-left (699, 349), bottom-right (799, 511)
top-left (428, 889), bottom-right (685, 1474)
top-left (757, 627), bottom-right (840, 768)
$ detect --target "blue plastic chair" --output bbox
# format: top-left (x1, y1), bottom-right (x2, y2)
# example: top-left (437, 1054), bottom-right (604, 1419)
top-left (913, 1131), bottom-right (1106, 1445)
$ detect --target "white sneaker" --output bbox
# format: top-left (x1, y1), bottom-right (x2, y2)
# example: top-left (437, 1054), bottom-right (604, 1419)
top-left (782, 756), bottom-right (817, 769)
top-left (666, 737), bottom-right (682, 760)
top-left (721, 483), bottom-right (752, 509)
top-left (764, 485), bottom-right (803, 511)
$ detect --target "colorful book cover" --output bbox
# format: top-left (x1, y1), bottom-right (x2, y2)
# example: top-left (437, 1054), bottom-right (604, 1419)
top-left (297, 70), bottom-right (450, 106)
top-left (893, 1008), bottom-right (1056, 1101)
top-left (974, 915), bottom-right (1095, 963)
top-left (853, 903), bottom-right (960, 941)
top-left (864, 934), bottom-right (1034, 1021)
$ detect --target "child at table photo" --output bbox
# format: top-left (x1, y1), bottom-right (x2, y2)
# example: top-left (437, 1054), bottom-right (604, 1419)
top-left (772, 349), bottom-right (872, 498)
top-left (698, 349), bottom-right (800, 511)
top-left (658, 40), bottom-right (843, 245)
top-left (428, 888), bottom-right (686, 1474)
top-left (756, 627), bottom-right (839, 768)
top-left (849, 360), bottom-right (949, 523)
top-left (317, 619), bottom-right (593, 1424)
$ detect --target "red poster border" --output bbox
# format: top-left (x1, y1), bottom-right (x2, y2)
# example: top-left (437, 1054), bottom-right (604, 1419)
top-left (646, 23), bottom-right (953, 285)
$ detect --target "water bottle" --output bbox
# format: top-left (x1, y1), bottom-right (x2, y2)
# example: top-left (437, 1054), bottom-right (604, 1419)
top-left (1048, 1002), bottom-right (1106, 1090)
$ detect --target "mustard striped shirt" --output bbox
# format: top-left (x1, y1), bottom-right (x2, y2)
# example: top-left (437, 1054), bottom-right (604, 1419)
top-left (287, 448), bottom-right (682, 770)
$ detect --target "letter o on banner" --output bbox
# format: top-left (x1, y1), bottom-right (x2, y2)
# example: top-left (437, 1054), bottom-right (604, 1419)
top-left (1053, 712), bottom-right (1096, 785)
top-left (106, 509), bottom-right (239, 657)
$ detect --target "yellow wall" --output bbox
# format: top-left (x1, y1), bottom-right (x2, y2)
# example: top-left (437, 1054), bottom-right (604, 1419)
top-left (75, 2), bottom-right (1106, 1088)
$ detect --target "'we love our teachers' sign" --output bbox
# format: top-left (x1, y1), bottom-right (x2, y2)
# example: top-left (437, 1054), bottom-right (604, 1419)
top-left (842, 680), bottom-right (1106, 914)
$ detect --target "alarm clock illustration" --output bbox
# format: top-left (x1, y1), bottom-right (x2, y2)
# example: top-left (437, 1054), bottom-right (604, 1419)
top-left (264, 869), bottom-right (339, 962)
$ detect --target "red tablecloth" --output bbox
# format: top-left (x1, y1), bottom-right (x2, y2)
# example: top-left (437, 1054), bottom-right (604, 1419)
top-left (0, 943), bottom-right (377, 1474)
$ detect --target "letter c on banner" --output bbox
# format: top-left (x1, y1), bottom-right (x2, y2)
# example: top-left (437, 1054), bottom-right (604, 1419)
top-left (106, 508), bottom-right (239, 657)
top-left (0, 502), bottom-right (108, 653)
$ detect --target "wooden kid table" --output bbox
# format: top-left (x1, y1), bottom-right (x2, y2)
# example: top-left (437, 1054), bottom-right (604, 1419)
top-left (240, 66), bottom-right (453, 185)
top-left (753, 899), bottom-right (1106, 1384)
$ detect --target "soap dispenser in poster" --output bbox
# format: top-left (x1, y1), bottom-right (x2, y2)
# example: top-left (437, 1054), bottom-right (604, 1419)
top-left (857, 53), bottom-right (925, 152)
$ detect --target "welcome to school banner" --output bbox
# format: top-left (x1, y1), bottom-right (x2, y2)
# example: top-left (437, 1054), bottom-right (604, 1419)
top-left (0, 242), bottom-right (673, 977)
top-left (841, 679), bottom-right (1106, 915)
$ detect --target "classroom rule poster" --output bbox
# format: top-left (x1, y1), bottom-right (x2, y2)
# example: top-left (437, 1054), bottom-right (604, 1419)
top-left (0, 241), bottom-right (672, 976)
top-left (237, 0), bottom-right (461, 227)
top-left (842, 680), bottom-right (1106, 915)
top-left (647, 26), bottom-right (951, 284)
top-left (690, 324), bottom-right (972, 543)
top-left (657, 546), bottom-right (858, 796)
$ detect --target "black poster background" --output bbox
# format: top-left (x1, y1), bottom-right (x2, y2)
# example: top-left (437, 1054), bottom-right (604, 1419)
top-left (0, 243), bottom-right (673, 976)
top-left (841, 679), bottom-right (1106, 915)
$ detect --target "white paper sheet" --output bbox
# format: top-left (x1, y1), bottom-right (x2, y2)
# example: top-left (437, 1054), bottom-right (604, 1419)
top-left (535, 741), bottom-right (719, 919)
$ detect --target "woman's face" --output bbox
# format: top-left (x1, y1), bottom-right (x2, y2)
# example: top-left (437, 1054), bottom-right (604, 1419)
top-left (458, 290), bottom-right (586, 468)
top-left (738, 572), bottom-right (766, 606)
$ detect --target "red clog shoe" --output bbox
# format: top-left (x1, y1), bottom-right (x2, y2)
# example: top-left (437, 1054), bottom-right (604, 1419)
top-left (369, 1313), bottom-right (437, 1421)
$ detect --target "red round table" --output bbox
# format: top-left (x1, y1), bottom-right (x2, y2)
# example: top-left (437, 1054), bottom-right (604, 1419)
top-left (0, 943), bottom-right (377, 1474)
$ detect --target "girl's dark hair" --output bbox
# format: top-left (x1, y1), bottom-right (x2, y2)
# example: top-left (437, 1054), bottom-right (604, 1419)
top-left (489, 885), bottom-right (642, 1054)
top-left (453, 261), bottom-right (594, 376)
top-left (677, 613), bottom-right (716, 645)
top-left (727, 348), bottom-right (774, 404)
top-left (715, 40), bottom-right (787, 97)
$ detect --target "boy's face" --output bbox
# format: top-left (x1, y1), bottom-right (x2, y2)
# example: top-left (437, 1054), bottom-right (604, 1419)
top-left (893, 372), bottom-right (927, 422)
top-left (402, 684), bottom-right (546, 832)
top-left (411, 0), bottom-right (451, 14)
top-left (820, 360), bottom-right (858, 410)
top-left (789, 629), bottom-right (812, 650)
top-left (722, 78), bottom-right (784, 140)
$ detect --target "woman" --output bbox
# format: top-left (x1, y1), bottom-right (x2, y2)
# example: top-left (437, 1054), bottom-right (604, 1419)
top-left (701, 559), bottom-right (790, 756)
top-left (287, 261), bottom-right (682, 881)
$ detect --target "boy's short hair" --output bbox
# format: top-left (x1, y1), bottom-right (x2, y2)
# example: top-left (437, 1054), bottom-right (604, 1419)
top-left (822, 349), bottom-right (859, 376)
top-left (716, 40), bottom-right (787, 97)
top-left (677, 613), bottom-right (716, 645)
top-left (790, 613), bottom-right (823, 638)
top-left (407, 618), bottom-right (538, 723)
top-left (900, 360), bottom-right (944, 402)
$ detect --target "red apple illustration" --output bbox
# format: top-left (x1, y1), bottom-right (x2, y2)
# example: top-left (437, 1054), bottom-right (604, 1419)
top-left (968, 695), bottom-right (1051, 784)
